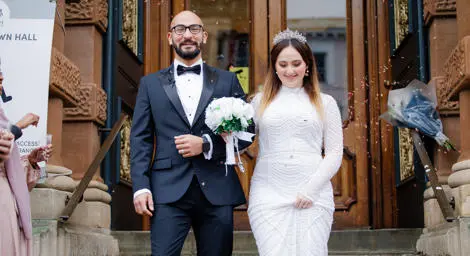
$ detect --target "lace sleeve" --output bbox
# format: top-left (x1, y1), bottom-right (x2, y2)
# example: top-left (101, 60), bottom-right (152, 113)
top-left (250, 92), bottom-right (262, 133)
top-left (299, 95), bottom-right (343, 201)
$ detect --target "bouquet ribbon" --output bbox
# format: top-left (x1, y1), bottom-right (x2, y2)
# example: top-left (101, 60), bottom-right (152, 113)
top-left (224, 131), bottom-right (255, 176)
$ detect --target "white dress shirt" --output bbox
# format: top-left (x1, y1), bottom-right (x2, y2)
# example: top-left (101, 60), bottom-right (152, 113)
top-left (174, 58), bottom-right (204, 125)
top-left (133, 59), bottom-right (213, 199)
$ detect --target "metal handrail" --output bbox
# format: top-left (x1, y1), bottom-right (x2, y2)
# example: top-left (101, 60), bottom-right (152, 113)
top-left (411, 129), bottom-right (455, 222)
top-left (59, 113), bottom-right (128, 221)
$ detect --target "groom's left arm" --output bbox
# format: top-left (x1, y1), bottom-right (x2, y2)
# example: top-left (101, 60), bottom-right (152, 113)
top-left (205, 73), bottom-right (255, 160)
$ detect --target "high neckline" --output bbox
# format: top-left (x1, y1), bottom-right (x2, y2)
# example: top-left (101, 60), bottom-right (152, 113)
top-left (280, 85), bottom-right (304, 94)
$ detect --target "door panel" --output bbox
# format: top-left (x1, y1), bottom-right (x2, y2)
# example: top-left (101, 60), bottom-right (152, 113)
top-left (389, 0), bottom-right (426, 228)
top-left (333, 149), bottom-right (357, 211)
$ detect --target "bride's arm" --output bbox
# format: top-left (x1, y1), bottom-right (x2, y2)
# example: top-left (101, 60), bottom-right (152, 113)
top-left (250, 92), bottom-right (262, 134)
top-left (237, 93), bottom-right (262, 155)
top-left (299, 95), bottom-right (343, 201)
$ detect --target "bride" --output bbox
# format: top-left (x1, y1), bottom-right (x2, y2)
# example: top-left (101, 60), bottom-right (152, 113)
top-left (248, 29), bottom-right (343, 256)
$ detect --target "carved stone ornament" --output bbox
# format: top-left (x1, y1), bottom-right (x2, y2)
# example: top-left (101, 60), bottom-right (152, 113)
top-left (398, 128), bottom-right (415, 182)
top-left (65, 0), bottom-right (108, 33)
top-left (442, 36), bottom-right (470, 101)
top-left (424, 0), bottom-right (457, 25)
top-left (394, 0), bottom-right (409, 49)
top-left (64, 83), bottom-right (107, 125)
top-left (120, 116), bottom-right (132, 183)
top-left (122, 0), bottom-right (139, 55)
top-left (433, 76), bottom-right (459, 113)
top-left (49, 47), bottom-right (80, 106)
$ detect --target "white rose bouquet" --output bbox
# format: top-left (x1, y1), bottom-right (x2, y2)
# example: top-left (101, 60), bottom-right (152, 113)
top-left (205, 97), bottom-right (255, 175)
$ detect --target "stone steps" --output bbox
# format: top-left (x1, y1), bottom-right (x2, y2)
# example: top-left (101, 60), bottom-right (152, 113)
top-left (328, 229), bottom-right (422, 254)
top-left (330, 253), bottom-right (418, 256)
top-left (117, 251), bottom-right (419, 255)
top-left (112, 228), bottom-right (422, 256)
top-left (32, 219), bottom-right (119, 256)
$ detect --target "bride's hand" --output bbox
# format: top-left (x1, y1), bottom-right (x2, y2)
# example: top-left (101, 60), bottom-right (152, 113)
top-left (295, 193), bottom-right (313, 209)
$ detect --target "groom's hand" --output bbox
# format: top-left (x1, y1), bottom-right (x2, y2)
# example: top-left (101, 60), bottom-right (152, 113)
top-left (134, 192), bottom-right (154, 217)
top-left (175, 135), bottom-right (203, 158)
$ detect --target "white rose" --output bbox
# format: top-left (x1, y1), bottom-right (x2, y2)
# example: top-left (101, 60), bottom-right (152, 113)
top-left (232, 100), bottom-right (245, 119)
top-left (240, 117), bottom-right (248, 128)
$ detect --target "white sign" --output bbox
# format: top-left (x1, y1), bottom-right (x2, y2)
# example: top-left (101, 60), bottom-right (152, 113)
top-left (0, 0), bottom-right (56, 155)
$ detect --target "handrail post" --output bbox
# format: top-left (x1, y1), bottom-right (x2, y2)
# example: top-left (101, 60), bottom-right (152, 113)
top-left (411, 129), bottom-right (455, 222)
top-left (59, 113), bottom-right (128, 221)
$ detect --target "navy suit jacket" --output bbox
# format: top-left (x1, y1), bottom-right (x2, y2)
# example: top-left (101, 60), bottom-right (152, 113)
top-left (130, 63), bottom-right (253, 206)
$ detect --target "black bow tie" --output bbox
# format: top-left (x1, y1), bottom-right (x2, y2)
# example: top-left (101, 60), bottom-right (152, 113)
top-left (177, 64), bottom-right (201, 76)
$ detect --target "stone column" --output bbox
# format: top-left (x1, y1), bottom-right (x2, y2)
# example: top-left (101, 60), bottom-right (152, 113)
top-left (415, 2), bottom-right (470, 256)
top-left (424, 0), bottom-right (459, 184)
top-left (62, 0), bottom-right (108, 181)
top-left (47, 0), bottom-right (79, 175)
top-left (32, 0), bottom-right (81, 220)
top-left (444, 0), bottom-right (470, 218)
top-left (457, 0), bottom-right (470, 41)
top-left (418, 0), bottom-right (470, 253)
top-left (420, 1), bottom-right (459, 229)
top-left (36, 0), bottom-right (80, 188)
top-left (455, 0), bottom-right (470, 163)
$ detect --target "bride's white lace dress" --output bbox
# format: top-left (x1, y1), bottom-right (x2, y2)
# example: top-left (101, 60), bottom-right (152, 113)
top-left (248, 86), bottom-right (343, 256)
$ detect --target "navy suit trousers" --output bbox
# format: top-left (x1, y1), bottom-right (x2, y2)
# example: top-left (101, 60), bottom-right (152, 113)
top-left (150, 176), bottom-right (234, 256)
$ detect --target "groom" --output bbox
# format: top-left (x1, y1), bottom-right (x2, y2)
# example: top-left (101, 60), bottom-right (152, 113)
top-left (131, 10), bottom-right (253, 256)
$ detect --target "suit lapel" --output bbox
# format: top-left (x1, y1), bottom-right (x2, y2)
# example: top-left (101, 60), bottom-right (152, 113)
top-left (160, 65), bottom-right (191, 127)
top-left (192, 63), bottom-right (217, 126)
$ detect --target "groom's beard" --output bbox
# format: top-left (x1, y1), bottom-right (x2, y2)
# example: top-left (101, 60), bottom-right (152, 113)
top-left (173, 39), bottom-right (202, 60)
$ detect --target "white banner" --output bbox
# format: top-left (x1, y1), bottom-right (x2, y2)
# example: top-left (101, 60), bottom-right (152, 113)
top-left (0, 0), bottom-right (56, 155)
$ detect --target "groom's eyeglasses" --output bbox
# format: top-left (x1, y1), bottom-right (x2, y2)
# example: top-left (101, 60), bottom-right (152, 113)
top-left (171, 24), bottom-right (204, 35)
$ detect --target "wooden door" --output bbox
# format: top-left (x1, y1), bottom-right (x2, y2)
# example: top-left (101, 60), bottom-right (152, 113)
top-left (142, 0), bottom-right (373, 230)
top-left (179, 0), bottom-right (370, 230)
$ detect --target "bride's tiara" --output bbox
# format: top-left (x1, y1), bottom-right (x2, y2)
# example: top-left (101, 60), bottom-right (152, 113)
top-left (272, 28), bottom-right (307, 45)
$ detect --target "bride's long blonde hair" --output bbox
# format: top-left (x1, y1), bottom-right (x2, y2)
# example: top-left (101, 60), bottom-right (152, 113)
top-left (257, 38), bottom-right (323, 118)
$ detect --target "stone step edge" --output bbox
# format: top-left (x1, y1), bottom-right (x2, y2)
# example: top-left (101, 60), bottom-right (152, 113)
top-left (329, 254), bottom-right (418, 256)
top-left (329, 250), bottom-right (418, 254)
